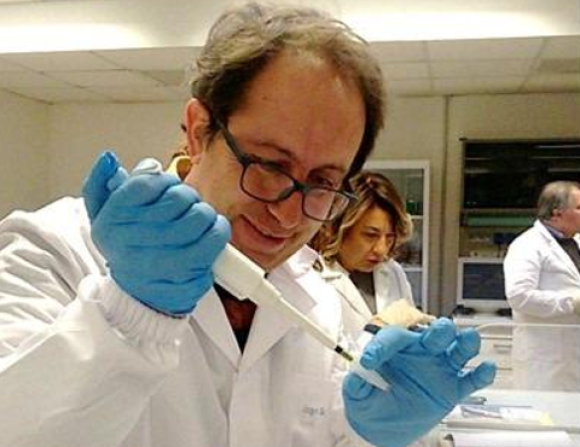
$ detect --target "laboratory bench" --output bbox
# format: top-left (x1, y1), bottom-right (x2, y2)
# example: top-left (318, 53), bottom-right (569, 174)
top-left (430, 388), bottom-right (580, 447)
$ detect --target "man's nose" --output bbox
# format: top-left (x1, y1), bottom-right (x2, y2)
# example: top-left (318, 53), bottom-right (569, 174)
top-left (267, 191), bottom-right (303, 229)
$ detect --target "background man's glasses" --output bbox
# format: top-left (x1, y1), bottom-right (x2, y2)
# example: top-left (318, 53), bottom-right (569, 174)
top-left (215, 118), bottom-right (355, 222)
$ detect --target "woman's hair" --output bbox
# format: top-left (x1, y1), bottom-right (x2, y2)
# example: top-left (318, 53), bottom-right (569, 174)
top-left (181, 2), bottom-right (385, 180)
top-left (310, 170), bottom-right (412, 264)
top-left (537, 180), bottom-right (580, 221)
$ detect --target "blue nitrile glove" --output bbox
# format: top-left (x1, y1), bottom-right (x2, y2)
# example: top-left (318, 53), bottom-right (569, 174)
top-left (343, 318), bottom-right (496, 447)
top-left (82, 151), bottom-right (231, 316)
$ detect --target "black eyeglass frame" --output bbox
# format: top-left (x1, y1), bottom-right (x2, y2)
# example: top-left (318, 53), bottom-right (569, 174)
top-left (214, 118), bottom-right (357, 222)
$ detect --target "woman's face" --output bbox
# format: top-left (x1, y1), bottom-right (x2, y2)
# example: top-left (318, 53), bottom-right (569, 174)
top-left (337, 205), bottom-right (396, 273)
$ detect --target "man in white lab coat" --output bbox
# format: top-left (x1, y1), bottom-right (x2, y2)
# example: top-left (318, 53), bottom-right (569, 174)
top-left (504, 180), bottom-right (580, 391)
top-left (0, 3), bottom-right (495, 447)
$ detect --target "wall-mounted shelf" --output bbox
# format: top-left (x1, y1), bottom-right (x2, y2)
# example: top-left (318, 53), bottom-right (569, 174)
top-left (461, 214), bottom-right (534, 227)
top-left (364, 160), bottom-right (430, 312)
top-left (458, 138), bottom-right (580, 259)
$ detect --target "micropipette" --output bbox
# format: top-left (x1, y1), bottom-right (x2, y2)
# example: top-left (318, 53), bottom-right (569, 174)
top-left (132, 158), bottom-right (389, 391)
top-left (214, 245), bottom-right (390, 391)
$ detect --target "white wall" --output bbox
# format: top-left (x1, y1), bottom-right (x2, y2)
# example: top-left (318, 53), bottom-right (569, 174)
top-left (2, 92), bottom-right (579, 314)
top-left (441, 93), bottom-right (580, 314)
top-left (0, 90), bottom-right (48, 218)
top-left (47, 102), bottom-right (183, 200)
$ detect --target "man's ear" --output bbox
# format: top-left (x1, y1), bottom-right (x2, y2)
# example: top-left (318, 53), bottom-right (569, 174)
top-left (182, 98), bottom-right (211, 161)
top-left (551, 209), bottom-right (565, 225)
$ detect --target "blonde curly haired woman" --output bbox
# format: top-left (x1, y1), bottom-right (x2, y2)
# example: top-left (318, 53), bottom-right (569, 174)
top-left (310, 170), bottom-right (434, 337)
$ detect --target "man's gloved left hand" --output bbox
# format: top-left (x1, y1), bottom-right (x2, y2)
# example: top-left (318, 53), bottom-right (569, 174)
top-left (343, 318), bottom-right (496, 447)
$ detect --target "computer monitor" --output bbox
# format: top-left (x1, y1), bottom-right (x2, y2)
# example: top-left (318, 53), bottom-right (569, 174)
top-left (456, 257), bottom-right (509, 312)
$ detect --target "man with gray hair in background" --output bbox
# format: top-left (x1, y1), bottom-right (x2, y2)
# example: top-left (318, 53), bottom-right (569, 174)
top-left (504, 180), bottom-right (580, 392)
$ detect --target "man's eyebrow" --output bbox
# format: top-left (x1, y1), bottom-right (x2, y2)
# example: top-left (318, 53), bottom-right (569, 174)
top-left (250, 138), bottom-right (350, 174)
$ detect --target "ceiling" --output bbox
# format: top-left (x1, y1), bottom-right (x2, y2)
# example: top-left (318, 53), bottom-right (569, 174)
top-left (0, 0), bottom-right (578, 104)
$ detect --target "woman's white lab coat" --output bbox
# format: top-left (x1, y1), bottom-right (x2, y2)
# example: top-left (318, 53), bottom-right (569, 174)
top-left (504, 220), bottom-right (580, 391)
top-left (0, 198), bottom-right (370, 447)
top-left (318, 259), bottom-right (415, 336)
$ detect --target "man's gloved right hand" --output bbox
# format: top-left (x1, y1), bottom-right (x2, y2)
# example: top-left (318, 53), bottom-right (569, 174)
top-left (82, 152), bottom-right (231, 316)
top-left (343, 319), bottom-right (496, 447)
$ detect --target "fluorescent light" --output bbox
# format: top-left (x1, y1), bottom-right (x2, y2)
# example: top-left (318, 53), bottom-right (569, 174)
top-left (0, 0), bottom-right (95, 3)
top-left (0, 24), bottom-right (148, 53)
top-left (348, 11), bottom-right (558, 41)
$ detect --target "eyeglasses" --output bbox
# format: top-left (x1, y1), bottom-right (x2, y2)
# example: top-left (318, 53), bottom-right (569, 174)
top-left (214, 118), bottom-right (356, 222)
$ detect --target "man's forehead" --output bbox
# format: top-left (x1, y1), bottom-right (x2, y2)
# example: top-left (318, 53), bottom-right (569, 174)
top-left (241, 132), bottom-right (354, 172)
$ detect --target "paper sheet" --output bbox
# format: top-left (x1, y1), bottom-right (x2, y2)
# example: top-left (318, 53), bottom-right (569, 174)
top-left (444, 404), bottom-right (554, 430)
top-left (449, 430), bottom-right (574, 447)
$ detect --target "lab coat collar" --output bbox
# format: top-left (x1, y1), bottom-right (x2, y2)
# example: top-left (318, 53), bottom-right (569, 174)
top-left (373, 259), bottom-right (392, 310)
top-left (191, 288), bottom-right (241, 367)
top-left (275, 244), bottom-right (320, 277)
top-left (238, 292), bottom-right (299, 371)
top-left (541, 221), bottom-right (566, 239)
top-left (320, 259), bottom-right (373, 321)
top-left (535, 220), bottom-right (580, 279)
top-left (191, 246), bottom-right (321, 372)
top-left (238, 247), bottom-right (320, 369)
top-left (318, 258), bottom-right (349, 280)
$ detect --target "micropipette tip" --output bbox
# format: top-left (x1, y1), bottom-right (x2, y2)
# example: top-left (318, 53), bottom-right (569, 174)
top-left (349, 359), bottom-right (390, 391)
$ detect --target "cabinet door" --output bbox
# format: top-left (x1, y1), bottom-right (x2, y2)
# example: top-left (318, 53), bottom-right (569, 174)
top-left (364, 160), bottom-right (430, 311)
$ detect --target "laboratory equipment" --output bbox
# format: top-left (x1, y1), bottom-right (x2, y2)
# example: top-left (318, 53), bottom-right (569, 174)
top-left (456, 257), bottom-right (509, 313)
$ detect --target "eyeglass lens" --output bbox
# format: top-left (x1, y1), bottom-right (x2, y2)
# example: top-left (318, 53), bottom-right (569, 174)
top-left (242, 163), bottom-right (347, 221)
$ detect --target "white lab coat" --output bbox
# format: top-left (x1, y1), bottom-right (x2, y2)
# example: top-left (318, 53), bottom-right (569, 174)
top-left (318, 259), bottom-right (429, 447)
top-left (318, 259), bottom-right (414, 337)
top-left (0, 197), bottom-right (372, 447)
top-left (504, 220), bottom-right (580, 391)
